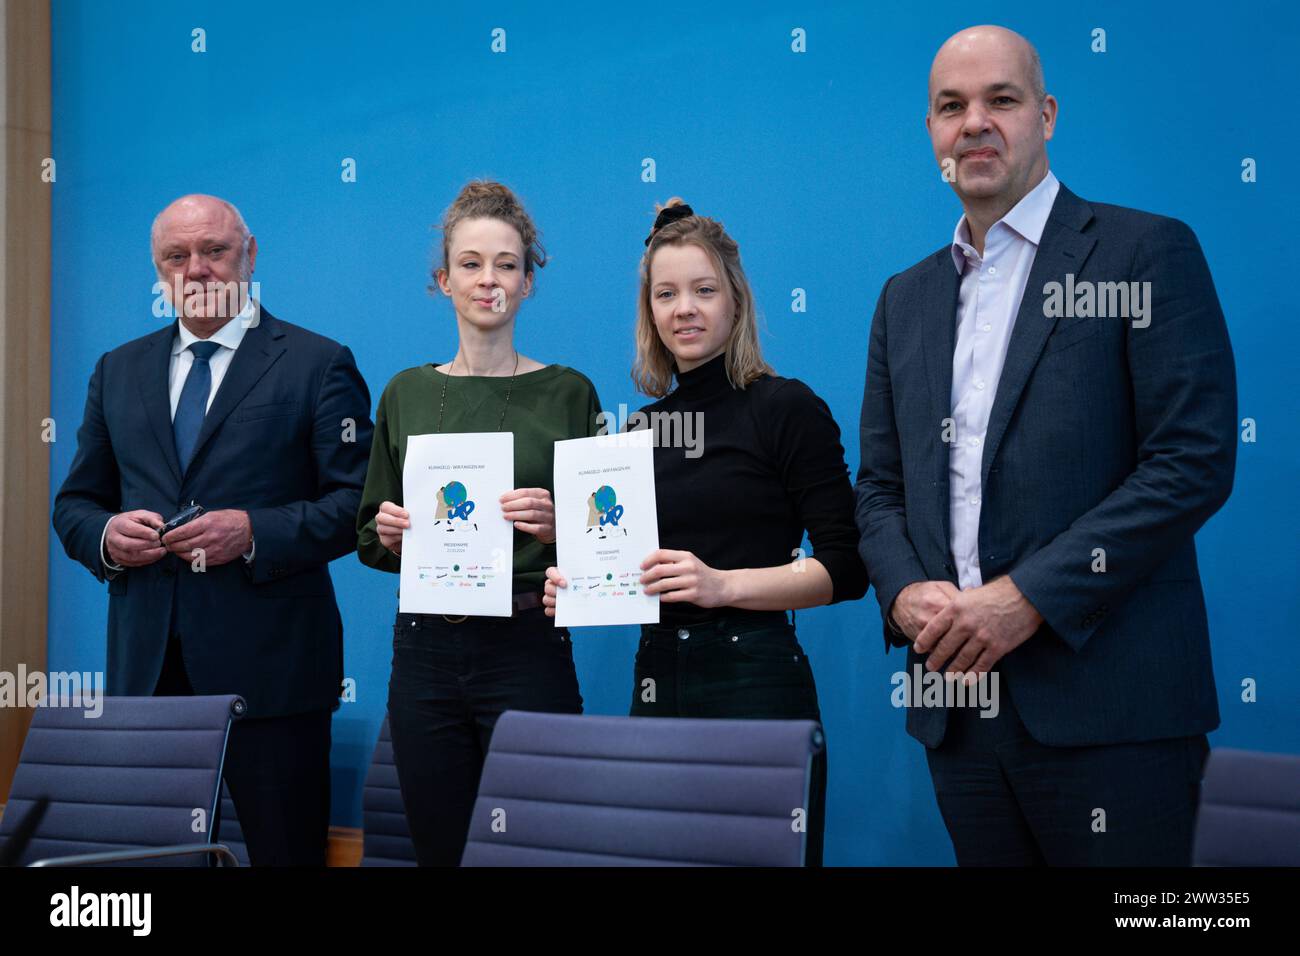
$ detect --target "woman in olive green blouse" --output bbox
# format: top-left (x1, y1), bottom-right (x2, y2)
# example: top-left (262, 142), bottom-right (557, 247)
top-left (356, 180), bottom-right (601, 866)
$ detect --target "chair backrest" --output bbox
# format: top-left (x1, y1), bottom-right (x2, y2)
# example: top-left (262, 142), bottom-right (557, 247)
top-left (361, 715), bottom-right (417, 866)
top-left (0, 696), bottom-right (241, 867)
top-left (461, 712), bottom-right (823, 866)
top-left (217, 781), bottom-right (251, 866)
top-left (1193, 747), bottom-right (1300, 866)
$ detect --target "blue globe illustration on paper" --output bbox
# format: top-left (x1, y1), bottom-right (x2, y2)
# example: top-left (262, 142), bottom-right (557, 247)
top-left (593, 485), bottom-right (624, 529)
top-left (593, 485), bottom-right (617, 514)
top-left (444, 481), bottom-right (469, 509)
top-left (437, 480), bottom-right (475, 522)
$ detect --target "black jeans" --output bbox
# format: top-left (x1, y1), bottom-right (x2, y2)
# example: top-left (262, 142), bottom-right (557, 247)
top-left (387, 607), bottom-right (583, 866)
top-left (629, 610), bottom-right (827, 866)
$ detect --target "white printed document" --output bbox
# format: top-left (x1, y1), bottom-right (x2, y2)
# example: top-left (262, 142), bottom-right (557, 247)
top-left (553, 431), bottom-right (660, 627)
top-left (399, 432), bottom-right (514, 617)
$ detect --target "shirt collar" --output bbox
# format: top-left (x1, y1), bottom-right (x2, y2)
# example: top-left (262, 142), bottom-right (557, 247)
top-left (950, 170), bottom-right (1061, 273)
top-left (172, 298), bottom-right (257, 355)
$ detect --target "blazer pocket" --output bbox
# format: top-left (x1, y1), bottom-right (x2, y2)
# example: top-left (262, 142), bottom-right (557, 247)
top-left (1040, 318), bottom-right (1098, 356)
top-left (235, 400), bottom-right (298, 422)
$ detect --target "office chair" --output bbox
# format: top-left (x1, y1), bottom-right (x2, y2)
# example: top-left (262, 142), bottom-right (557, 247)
top-left (0, 695), bottom-right (244, 867)
top-left (1192, 746), bottom-right (1300, 866)
top-left (461, 711), bottom-right (823, 866)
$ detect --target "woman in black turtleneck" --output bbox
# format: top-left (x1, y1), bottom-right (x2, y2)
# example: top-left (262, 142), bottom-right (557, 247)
top-left (544, 199), bottom-right (867, 866)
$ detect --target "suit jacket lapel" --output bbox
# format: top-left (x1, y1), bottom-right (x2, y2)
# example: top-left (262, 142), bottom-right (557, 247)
top-left (920, 250), bottom-right (961, 548)
top-left (184, 310), bottom-right (288, 479)
top-left (980, 186), bottom-right (1097, 485)
top-left (138, 322), bottom-right (184, 487)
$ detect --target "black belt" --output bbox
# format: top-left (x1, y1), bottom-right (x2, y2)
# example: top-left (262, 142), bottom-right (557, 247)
top-left (410, 591), bottom-right (545, 625)
top-left (646, 609), bottom-right (790, 633)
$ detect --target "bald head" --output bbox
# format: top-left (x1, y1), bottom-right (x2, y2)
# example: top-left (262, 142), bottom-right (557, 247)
top-left (929, 26), bottom-right (1045, 114)
top-left (151, 194), bottom-right (250, 256)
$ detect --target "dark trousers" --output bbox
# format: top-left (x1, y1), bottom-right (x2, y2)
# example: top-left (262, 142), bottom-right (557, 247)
top-left (154, 636), bottom-right (332, 866)
top-left (925, 676), bottom-right (1209, 866)
top-left (630, 610), bottom-right (827, 867)
top-left (387, 607), bottom-right (584, 867)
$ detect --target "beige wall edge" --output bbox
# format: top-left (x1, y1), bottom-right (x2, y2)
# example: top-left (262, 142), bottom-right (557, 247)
top-left (1, 0), bottom-right (52, 802)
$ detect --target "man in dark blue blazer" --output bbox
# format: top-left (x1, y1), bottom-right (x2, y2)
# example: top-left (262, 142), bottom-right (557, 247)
top-left (53, 194), bottom-right (374, 865)
top-left (855, 27), bottom-right (1237, 864)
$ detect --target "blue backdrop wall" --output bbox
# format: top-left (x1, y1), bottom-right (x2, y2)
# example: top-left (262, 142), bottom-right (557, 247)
top-left (46, 0), bottom-right (1299, 864)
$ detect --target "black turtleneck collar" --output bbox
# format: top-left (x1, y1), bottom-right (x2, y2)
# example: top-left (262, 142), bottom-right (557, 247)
top-left (672, 351), bottom-right (733, 400)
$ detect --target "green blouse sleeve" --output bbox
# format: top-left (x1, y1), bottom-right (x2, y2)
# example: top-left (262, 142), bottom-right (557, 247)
top-left (356, 378), bottom-right (402, 574)
top-left (584, 376), bottom-right (604, 438)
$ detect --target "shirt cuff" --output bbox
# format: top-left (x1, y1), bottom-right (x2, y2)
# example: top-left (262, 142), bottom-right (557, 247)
top-left (100, 516), bottom-right (125, 574)
top-left (243, 536), bottom-right (255, 563)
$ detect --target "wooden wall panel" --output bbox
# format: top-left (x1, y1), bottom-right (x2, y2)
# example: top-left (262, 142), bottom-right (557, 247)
top-left (0, 0), bottom-right (51, 802)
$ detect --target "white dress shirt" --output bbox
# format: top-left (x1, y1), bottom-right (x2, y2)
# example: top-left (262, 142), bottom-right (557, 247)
top-left (948, 171), bottom-right (1060, 590)
top-left (168, 298), bottom-right (255, 417)
top-left (102, 299), bottom-right (259, 572)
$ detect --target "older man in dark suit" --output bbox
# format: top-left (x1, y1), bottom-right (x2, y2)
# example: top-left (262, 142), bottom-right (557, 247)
top-left (53, 194), bottom-right (374, 865)
top-left (855, 27), bottom-right (1236, 865)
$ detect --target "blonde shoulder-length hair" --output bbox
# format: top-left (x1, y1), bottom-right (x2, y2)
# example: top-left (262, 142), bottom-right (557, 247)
top-left (632, 199), bottom-right (773, 398)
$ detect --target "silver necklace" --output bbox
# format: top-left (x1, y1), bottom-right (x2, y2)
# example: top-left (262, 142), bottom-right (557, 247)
top-left (436, 349), bottom-right (519, 433)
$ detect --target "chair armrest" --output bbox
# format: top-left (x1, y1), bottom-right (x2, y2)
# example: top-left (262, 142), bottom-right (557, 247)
top-left (27, 843), bottom-right (240, 867)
